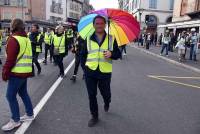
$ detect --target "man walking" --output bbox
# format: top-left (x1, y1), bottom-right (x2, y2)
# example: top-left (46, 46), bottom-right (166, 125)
top-left (29, 24), bottom-right (44, 75)
top-left (43, 28), bottom-right (53, 64)
top-left (2, 19), bottom-right (34, 131)
top-left (81, 15), bottom-right (121, 127)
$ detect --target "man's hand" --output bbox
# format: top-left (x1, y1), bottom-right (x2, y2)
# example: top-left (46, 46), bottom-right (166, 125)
top-left (103, 50), bottom-right (112, 59)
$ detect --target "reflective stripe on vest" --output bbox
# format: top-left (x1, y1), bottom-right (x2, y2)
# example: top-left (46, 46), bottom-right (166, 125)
top-left (86, 35), bottom-right (114, 73)
top-left (67, 29), bottom-right (73, 38)
top-left (36, 34), bottom-right (42, 53)
top-left (11, 36), bottom-right (33, 73)
top-left (53, 35), bottom-right (66, 54)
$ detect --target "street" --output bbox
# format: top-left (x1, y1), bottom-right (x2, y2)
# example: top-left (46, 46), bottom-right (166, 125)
top-left (1, 46), bottom-right (200, 134)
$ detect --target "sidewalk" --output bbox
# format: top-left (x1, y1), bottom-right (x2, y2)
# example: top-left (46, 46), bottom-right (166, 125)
top-left (130, 43), bottom-right (200, 73)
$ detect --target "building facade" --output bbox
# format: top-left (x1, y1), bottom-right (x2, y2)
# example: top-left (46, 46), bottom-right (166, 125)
top-left (119, 0), bottom-right (174, 35)
top-left (159, 0), bottom-right (200, 35)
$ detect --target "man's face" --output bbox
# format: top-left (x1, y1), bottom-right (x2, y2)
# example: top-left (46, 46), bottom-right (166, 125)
top-left (31, 25), bottom-right (37, 32)
top-left (93, 18), bottom-right (106, 33)
top-left (47, 28), bottom-right (50, 33)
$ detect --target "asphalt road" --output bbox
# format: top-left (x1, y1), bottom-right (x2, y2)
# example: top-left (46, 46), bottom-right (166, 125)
top-left (1, 46), bottom-right (200, 134)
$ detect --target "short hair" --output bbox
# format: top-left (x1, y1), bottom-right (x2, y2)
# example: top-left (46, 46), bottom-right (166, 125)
top-left (93, 15), bottom-right (106, 24)
top-left (32, 23), bottom-right (39, 29)
top-left (11, 18), bottom-right (25, 32)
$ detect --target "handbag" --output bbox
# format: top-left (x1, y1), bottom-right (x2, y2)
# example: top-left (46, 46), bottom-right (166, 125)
top-left (54, 36), bottom-right (63, 55)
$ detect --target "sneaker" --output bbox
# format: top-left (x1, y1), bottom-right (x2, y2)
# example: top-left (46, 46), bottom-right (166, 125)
top-left (37, 69), bottom-right (41, 75)
top-left (123, 53), bottom-right (127, 56)
top-left (88, 117), bottom-right (99, 127)
top-left (20, 115), bottom-right (34, 122)
top-left (1, 119), bottom-right (21, 131)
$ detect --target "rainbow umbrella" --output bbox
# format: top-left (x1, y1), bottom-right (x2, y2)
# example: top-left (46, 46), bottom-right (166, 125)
top-left (78, 8), bottom-right (140, 46)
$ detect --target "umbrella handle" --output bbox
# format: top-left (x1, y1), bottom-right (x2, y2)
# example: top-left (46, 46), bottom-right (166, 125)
top-left (108, 19), bottom-right (110, 50)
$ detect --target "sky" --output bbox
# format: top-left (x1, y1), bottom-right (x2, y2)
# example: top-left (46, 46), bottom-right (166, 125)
top-left (90, 0), bottom-right (119, 10)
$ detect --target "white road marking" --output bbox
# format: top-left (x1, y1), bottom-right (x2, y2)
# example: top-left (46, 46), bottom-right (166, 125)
top-left (15, 59), bottom-right (75, 134)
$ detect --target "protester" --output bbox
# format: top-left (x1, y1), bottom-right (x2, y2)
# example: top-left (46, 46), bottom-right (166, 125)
top-left (0, 31), bottom-right (2, 65)
top-left (43, 28), bottom-right (53, 64)
top-left (29, 24), bottom-right (44, 75)
top-left (52, 25), bottom-right (69, 77)
top-left (81, 15), bottom-right (121, 127)
top-left (2, 18), bottom-right (34, 131)
top-left (154, 32), bottom-right (158, 46)
top-left (70, 33), bottom-right (85, 82)
top-left (146, 33), bottom-right (151, 49)
top-left (158, 33), bottom-right (163, 46)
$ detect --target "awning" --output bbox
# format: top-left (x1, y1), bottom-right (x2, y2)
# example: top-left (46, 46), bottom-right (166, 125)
top-left (158, 19), bottom-right (200, 29)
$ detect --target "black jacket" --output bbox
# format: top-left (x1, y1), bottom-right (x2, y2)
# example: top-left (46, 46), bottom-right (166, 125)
top-left (81, 32), bottom-right (121, 79)
top-left (29, 32), bottom-right (44, 52)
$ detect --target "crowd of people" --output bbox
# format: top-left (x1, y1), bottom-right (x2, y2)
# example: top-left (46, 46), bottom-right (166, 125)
top-left (137, 28), bottom-right (200, 62)
top-left (0, 16), bottom-right (122, 131)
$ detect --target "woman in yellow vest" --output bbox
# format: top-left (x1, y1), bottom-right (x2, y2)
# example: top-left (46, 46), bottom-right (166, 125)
top-left (52, 25), bottom-right (68, 77)
top-left (2, 19), bottom-right (34, 131)
top-left (81, 15), bottom-right (121, 127)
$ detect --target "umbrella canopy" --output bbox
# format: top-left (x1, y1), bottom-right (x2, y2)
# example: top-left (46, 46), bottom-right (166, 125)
top-left (78, 8), bottom-right (140, 46)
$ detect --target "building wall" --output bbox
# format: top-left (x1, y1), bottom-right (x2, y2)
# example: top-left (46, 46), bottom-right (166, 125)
top-left (172, 0), bottom-right (200, 22)
top-left (30, 0), bottom-right (46, 20)
top-left (46, 0), bottom-right (66, 23)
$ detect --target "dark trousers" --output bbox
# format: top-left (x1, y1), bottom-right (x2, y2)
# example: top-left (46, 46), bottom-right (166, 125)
top-left (73, 54), bottom-right (85, 75)
top-left (33, 51), bottom-right (41, 72)
top-left (44, 44), bottom-right (53, 62)
top-left (85, 76), bottom-right (111, 117)
top-left (121, 45), bottom-right (127, 54)
top-left (146, 41), bottom-right (150, 49)
top-left (161, 43), bottom-right (169, 55)
top-left (54, 55), bottom-right (64, 75)
top-left (6, 76), bottom-right (33, 122)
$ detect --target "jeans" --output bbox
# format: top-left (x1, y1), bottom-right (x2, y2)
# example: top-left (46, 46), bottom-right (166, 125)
top-left (54, 55), bottom-right (64, 75)
top-left (6, 76), bottom-right (33, 122)
top-left (85, 76), bottom-right (111, 117)
top-left (190, 44), bottom-right (197, 61)
top-left (161, 43), bottom-right (169, 55)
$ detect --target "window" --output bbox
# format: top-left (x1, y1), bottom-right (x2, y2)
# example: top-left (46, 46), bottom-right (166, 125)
top-left (4, 0), bottom-right (10, 5)
top-left (169, 0), bottom-right (174, 10)
top-left (3, 12), bottom-right (12, 19)
top-left (149, 0), bottom-right (157, 9)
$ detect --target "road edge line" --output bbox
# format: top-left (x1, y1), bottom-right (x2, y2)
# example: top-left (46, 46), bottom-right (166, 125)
top-left (15, 59), bottom-right (75, 134)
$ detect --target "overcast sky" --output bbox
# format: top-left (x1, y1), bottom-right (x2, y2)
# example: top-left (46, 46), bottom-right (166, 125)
top-left (90, 0), bottom-right (119, 10)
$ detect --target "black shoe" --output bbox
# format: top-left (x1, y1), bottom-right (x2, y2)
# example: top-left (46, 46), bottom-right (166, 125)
top-left (70, 75), bottom-right (76, 82)
top-left (43, 60), bottom-right (47, 64)
top-left (104, 104), bottom-right (110, 112)
top-left (88, 117), bottom-right (99, 127)
top-left (37, 69), bottom-right (41, 75)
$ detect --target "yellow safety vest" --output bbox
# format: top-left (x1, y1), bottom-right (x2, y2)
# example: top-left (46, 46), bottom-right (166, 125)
top-left (53, 34), bottom-right (66, 54)
top-left (36, 34), bottom-right (42, 53)
top-left (86, 35), bottom-right (114, 73)
top-left (44, 33), bottom-right (52, 45)
top-left (11, 36), bottom-right (33, 73)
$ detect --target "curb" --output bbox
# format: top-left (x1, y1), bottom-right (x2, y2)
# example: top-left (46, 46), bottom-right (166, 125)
top-left (131, 45), bottom-right (200, 74)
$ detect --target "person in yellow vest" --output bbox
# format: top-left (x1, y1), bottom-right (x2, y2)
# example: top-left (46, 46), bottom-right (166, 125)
top-left (2, 18), bottom-right (34, 131)
top-left (0, 31), bottom-right (2, 65)
top-left (52, 25), bottom-right (69, 77)
top-left (66, 27), bottom-right (74, 48)
top-left (81, 15), bottom-right (121, 127)
top-left (43, 28), bottom-right (53, 64)
top-left (29, 24), bottom-right (44, 75)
